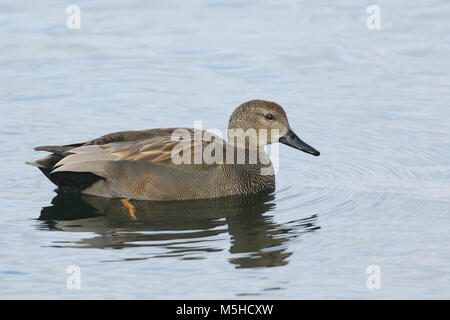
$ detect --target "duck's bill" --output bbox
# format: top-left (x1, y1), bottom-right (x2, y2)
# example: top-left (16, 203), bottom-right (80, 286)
top-left (279, 129), bottom-right (320, 156)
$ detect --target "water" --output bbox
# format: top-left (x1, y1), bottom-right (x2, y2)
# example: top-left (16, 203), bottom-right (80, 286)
top-left (0, 0), bottom-right (449, 299)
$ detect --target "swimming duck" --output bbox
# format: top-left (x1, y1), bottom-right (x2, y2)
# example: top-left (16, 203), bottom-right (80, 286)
top-left (28, 100), bottom-right (319, 202)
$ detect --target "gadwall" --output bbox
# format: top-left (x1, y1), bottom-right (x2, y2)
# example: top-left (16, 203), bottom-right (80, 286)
top-left (28, 100), bottom-right (320, 202)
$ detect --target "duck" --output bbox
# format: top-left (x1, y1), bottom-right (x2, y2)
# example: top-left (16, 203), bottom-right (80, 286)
top-left (27, 99), bottom-right (320, 203)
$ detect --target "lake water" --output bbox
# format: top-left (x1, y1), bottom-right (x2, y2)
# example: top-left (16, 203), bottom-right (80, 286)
top-left (0, 0), bottom-right (449, 299)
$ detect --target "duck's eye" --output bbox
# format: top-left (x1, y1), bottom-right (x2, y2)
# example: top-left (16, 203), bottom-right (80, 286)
top-left (265, 114), bottom-right (274, 120)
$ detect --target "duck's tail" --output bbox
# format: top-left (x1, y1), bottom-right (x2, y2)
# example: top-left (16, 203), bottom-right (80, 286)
top-left (27, 144), bottom-right (103, 193)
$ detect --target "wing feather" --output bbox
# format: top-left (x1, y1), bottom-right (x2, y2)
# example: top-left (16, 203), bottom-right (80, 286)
top-left (50, 128), bottom-right (225, 176)
top-left (51, 160), bottom-right (111, 176)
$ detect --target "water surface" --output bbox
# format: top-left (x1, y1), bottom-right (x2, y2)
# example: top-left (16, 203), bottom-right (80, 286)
top-left (0, 0), bottom-right (449, 299)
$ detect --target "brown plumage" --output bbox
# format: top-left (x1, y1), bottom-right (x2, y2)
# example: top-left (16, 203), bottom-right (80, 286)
top-left (27, 100), bottom-right (320, 200)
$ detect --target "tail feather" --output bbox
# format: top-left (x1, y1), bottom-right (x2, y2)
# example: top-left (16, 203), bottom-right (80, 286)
top-left (25, 161), bottom-right (43, 168)
top-left (28, 144), bottom-right (103, 192)
top-left (34, 143), bottom-right (83, 154)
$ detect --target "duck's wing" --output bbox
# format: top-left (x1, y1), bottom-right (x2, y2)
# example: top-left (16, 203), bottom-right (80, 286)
top-left (51, 128), bottom-right (224, 176)
top-left (85, 128), bottom-right (179, 146)
top-left (33, 128), bottom-right (178, 155)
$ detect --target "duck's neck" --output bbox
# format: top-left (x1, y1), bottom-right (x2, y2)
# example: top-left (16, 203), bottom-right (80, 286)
top-left (226, 127), bottom-right (268, 150)
top-left (225, 128), bottom-right (274, 170)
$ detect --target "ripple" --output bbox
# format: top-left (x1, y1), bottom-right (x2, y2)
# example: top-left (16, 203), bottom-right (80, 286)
top-left (274, 113), bottom-right (450, 222)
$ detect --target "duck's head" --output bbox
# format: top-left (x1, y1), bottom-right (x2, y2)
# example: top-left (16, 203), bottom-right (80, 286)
top-left (228, 99), bottom-right (320, 156)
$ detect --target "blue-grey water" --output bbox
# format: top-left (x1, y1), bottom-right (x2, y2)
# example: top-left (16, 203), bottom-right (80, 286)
top-left (0, 0), bottom-right (449, 299)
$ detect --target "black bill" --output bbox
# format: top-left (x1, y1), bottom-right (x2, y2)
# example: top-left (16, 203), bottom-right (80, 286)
top-left (279, 129), bottom-right (320, 156)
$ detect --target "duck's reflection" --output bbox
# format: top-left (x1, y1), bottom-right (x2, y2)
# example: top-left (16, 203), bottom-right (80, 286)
top-left (38, 191), bottom-right (320, 268)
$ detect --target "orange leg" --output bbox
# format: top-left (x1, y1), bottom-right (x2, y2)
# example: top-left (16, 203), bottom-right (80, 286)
top-left (121, 199), bottom-right (137, 220)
